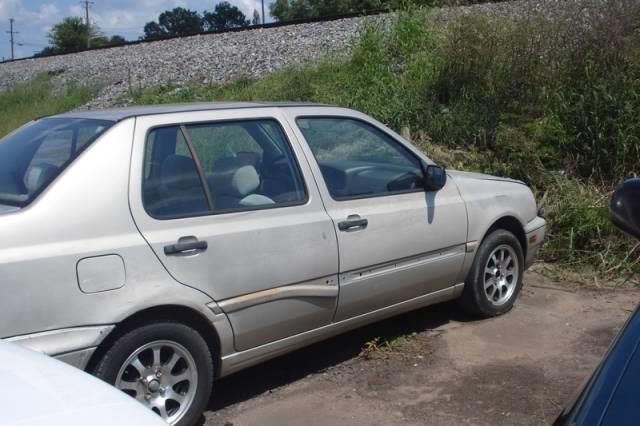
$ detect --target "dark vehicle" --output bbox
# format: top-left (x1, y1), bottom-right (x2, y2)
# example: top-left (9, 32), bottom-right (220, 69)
top-left (555, 178), bottom-right (640, 426)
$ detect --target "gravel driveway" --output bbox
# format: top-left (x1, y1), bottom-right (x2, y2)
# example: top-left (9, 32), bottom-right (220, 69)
top-left (201, 271), bottom-right (639, 426)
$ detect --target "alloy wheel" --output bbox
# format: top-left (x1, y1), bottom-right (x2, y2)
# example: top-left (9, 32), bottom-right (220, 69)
top-left (483, 244), bottom-right (519, 306)
top-left (115, 340), bottom-right (198, 424)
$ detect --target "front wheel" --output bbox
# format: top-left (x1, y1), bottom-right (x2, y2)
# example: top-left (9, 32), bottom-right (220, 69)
top-left (93, 322), bottom-right (214, 426)
top-left (459, 229), bottom-right (524, 317)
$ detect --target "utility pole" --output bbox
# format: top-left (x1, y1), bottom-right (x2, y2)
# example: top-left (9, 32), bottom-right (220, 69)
top-left (7, 18), bottom-right (18, 60)
top-left (261, 0), bottom-right (265, 25)
top-left (80, 1), bottom-right (94, 48)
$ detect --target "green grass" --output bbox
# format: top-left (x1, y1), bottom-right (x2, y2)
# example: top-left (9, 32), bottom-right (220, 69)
top-left (134, 2), bottom-right (640, 280)
top-left (359, 333), bottom-right (417, 358)
top-left (0, 74), bottom-right (96, 138)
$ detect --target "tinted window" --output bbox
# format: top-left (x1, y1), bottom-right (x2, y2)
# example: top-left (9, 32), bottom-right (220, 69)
top-left (296, 117), bottom-right (424, 199)
top-left (143, 119), bottom-right (306, 219)
top-left (142, 127), bottom-right (210, 219)
top-left (0, 118), bottom-right (112, 207)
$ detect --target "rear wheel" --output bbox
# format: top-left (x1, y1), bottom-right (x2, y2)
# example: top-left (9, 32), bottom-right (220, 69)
top-left (94, 322), bottom-right (213, 426)
top-left (459, 229), bottom-right (524, 317)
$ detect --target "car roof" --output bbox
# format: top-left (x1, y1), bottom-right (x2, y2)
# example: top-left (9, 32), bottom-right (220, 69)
top-left (47, 102), bottom-right (334, 122)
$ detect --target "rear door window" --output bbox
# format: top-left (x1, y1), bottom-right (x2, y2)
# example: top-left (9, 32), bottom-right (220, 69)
top-left (142, 126), bottom-right (210, 219)
top-left (142, 119), bottom-right (307, 219)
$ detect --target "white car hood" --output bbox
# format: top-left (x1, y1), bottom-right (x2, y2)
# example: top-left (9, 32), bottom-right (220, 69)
top-left (0, 341), bottom-right (165, 426)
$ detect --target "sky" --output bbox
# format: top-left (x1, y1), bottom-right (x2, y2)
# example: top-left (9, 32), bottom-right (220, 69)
top-left (0, 0), bottom-right (271, 60)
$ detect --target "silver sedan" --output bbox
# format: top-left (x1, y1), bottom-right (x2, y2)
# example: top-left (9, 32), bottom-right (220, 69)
top-left (0, 102), bottom-right (545, 425)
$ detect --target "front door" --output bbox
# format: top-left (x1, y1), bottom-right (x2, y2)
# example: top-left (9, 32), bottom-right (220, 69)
top-left (129, 110), bottom-right (339, 351)
top-left (287, 113), bottom-right (468, 321)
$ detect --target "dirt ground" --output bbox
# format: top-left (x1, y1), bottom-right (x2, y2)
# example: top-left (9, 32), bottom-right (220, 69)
top-left (201, 271), bottom-right (640, 426)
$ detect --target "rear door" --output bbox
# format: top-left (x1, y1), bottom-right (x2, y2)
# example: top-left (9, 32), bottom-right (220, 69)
top-left (129, 109), bottom-right (339, 351)
top-left (284, 109), bottom-right (468, 321)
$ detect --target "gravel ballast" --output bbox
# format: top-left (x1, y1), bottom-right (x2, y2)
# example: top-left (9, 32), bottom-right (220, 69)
top-left (0, 0), bottom-right (615, 109)
top-left (0, 16), bottom-right (381, 108)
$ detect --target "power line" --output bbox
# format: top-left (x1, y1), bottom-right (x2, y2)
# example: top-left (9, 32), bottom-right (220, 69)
top-left (17, 41), bottom-right (47, 48)
top-left (7, 18), bottom-right (18, 60)
top-left (99, 27), bottom-right (140, 31)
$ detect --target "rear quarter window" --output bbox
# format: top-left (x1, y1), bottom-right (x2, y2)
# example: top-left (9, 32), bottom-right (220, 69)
top-left (0, 118), bottom-right (112, 206)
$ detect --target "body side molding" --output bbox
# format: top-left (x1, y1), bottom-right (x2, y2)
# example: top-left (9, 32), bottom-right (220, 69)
top-left (218, 278), bottom-right (339, 313)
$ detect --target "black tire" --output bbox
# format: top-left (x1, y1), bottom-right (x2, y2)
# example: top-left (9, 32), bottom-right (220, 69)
top-left (94, 321), bottom-right (213, 426)
top-left (459, 229), bottom-right (524, 318)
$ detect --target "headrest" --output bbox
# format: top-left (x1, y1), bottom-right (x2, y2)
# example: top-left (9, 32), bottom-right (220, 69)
top-left (160, 155), bottom-right (200, 190)
top-left (25, 163), bottom-right (57, 194)
top-left (209, 157), bottom-right (260, 197)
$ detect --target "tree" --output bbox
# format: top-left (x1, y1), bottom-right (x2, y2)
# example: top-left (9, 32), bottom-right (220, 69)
top-left (34, 46), bottom-right (57, 57)
top-left (108, 35), bottom-right (126, 45)
top-left (143, 22), bottom-right (166, 39)
top-left (270, 0), bottom-right (382, 21)
top-left (89, 34), bottom-right (127, 48)
top-left (47, 17), bottom-right (93, 53)
top-left (45, 16), bottom-right (125, 53)
top-left (143, 7), bottom-right (204, 39)
top-left (252, 9), bottom-right (261, 25)
top-left (203, 2), bottom-right (250, 31)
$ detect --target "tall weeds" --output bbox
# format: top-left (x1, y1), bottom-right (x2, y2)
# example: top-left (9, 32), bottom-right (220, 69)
top-left (135, 0), bottom-right (640, 279)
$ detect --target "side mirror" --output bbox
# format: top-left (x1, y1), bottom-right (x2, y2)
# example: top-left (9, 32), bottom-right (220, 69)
top-left (424, 164), bottom-right (447, 191)
top-left (610, 178), bottom-right (640, 240)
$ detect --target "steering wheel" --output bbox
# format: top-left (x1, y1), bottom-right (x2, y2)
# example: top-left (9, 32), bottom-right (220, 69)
top-left (387, 172), bottom-right (421, 192)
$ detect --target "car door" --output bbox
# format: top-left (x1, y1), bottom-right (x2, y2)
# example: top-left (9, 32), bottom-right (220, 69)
top-left (129, 109), bottom-right (339, 351)
top-left (284, 110), bottom-right (468, 321)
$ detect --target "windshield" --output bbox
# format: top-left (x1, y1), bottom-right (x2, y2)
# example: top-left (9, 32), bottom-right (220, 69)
top-left (0, 118), bottom-right (113, 207)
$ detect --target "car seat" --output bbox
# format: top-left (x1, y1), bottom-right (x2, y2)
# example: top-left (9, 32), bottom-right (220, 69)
top-left (207, 157), bottom-right (274, 210)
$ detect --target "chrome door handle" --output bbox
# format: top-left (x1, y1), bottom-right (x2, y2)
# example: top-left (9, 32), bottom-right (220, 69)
top-left (164, 238), bottom-right (208, 255)
top-left (338, 217), bottom-right (368, 231)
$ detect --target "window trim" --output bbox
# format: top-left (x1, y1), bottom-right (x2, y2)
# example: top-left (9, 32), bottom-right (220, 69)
top-left (295, 115), bottom-right (427, 202)
top-left (179, 124), bottom-right (215, 210)
top-left (141, 117), bottom-right (310, 221)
